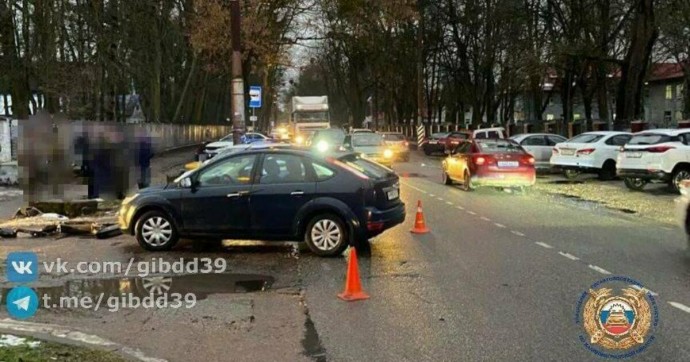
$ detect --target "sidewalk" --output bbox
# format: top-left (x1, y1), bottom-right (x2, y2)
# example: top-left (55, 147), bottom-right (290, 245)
top-left (0, 148), bottom-right (196, 223)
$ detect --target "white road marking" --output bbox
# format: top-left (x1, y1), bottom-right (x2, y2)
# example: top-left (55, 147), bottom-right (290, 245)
top-left (558, 252), bottom-right (580, 261)
top-left (420, 190), bottom-right (427, 194)
top-left (429, 193), bottom-right (435, 197)
top-left (446, 201), bottom-right (453, 205)
top-left (661, 226), bottom-right (673, 231)
top-left (630, 285), bottom-right (659, 296)
top-left (466, 211), bottom-right (477, 215)
top-left (456, 206), bottom-right (464, 210)
top-left (535, 242), bottom-right (553, 249)
top-left (480, 216), bottom-right (491, 221)
top-left (511, 231), bottom-right (526, 237)
top-left (668, 302), bottom-right (690, 314)
top-left (494, 223), bottom-right (506, 228)
top-left (588, 265), bottom-right (612, 275)
top-left (437, 197), bottom-right (444, 201)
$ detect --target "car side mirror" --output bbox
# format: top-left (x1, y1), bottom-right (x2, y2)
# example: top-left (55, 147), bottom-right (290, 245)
top-left (180, 177), bottom-right (193, 188)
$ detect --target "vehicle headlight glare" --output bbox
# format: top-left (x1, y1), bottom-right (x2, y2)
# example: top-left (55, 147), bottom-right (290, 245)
top-left (317, 140), bottom-right (329, 152)
top-left (384, 149), bottom-right (393, 159)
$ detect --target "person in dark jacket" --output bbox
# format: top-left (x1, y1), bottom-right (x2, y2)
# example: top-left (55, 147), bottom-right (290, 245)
top-left (136, 127), bottom-right (153, 189)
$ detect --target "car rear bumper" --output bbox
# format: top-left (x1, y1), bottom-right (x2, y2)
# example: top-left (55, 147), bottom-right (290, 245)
top-left (472, 172), bottom-right (536, 187)
top-left (617, 168), bottom-right (671, 181)
top-left (362, 202), bottom-right (406, 238)
top-left (550, 155), bottom-right (598, 170)
top-left (422, 143), bottom-right (445, 152)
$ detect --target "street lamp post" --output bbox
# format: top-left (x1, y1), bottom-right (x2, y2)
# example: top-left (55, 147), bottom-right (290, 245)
top-left (230, 0), bottom-right (245, 144)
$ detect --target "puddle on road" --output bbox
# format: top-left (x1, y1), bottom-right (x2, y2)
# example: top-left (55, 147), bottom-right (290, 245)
top-left (302, 310), bottom-right (327, 362)
top-left (0, 273), bottom-right (275, 303)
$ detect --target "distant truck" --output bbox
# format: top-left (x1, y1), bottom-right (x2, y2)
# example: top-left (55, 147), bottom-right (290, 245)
top-left (290, 96), bottom-right (330, 144)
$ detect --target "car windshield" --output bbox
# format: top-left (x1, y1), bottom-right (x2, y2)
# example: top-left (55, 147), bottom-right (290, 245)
top-left (352, 134), bottom-right (385, 147)
top-left (219, 134), bottom-right (234, 142)
top-left (477, 140), bottom-right (524, 153)
top-left (431, 133), bottom-right (449, 139)
top-left (628, 134), bottom-right (673, 145)
top-left (314, 130), bottom-right (346, 144)
top-left (568, 134), bottom-right (604, 143)
top-left (383, 134), bottom-right (405, 141)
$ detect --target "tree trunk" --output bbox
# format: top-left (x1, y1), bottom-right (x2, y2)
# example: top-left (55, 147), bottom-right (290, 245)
top-left (172, 52), bottom-right (198, 124)
top-left (614, 0), bottom-right (658, 130)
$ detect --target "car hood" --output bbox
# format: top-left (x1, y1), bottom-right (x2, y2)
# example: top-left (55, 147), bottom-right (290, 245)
top-left (138, 185), bottom-right (168, 194)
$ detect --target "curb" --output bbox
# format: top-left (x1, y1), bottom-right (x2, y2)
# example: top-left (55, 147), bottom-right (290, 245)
top-left (0, 318), bottom-right (166, 362)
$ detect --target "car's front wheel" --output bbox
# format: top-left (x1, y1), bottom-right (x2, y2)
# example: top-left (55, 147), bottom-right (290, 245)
top-left (623, 177), bottom-right (648, 191)
top-left (671, 167), bottom-right (690, 194)
top-left (563, 169), bottom-right (581, 180)
top-left (443, 171), bottom-right (453, 185)
top-left (135, 210), bottom-right (179, 251)
top-left (305, 214), bottom-right (349, 257)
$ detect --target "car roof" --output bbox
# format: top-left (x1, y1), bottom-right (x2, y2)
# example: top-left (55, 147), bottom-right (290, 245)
top-left (578, 131), bottom-right (630, 136)
top-left (635, 128), bottom-right (690, 136)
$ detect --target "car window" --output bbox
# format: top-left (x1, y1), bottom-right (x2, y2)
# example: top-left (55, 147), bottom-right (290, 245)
top-left (569, 134), bottom-right (604, 143)
top-left (450, 132), bottom-right (469, 140)
top-left (197, 154), bottom-right (257, 186)
top-left (606, 135), bottom-right (631, 146)
top-left (628, 134), bottom-right (673, 145)
top-left (522, 136), bottom-right (547, 146)
top-left (338, 154), bottom-right (390, 179)
top-left (383, 133), bottom-right (405, 141)
top-left (455, 142), bottom-right (471, 154)
top-left (259, 154), bottom-right (308, 184)
top-left (546, 135), bottom-right (565, 146)
top-left (312, 161), bottom-right (336, 181)
top-left (477, 140), bottom-right (524, 153)
top-left (431, 132), bottom-right (449, 139)
top-left (352, 134), bottom-right (385, 147)
top-left (681, 134), bottom-right (690, 145)
top-left (487, 131), bottom-right (500, 139)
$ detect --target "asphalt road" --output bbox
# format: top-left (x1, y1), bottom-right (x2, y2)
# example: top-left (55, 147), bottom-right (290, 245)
top-left (2, 150), bottom-right (689, 361)
top-left (300, 151), bottom-right (690, 361)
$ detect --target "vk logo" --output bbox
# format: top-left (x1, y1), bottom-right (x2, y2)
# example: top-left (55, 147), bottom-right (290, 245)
top-left (6, 251), bottom-right (39, 283)
top-left (6, 286), bottom-right (39, 319)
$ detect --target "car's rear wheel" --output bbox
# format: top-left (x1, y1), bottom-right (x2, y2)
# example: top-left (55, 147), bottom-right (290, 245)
top-left (599, 160), bottom-right (616, 181)
top-left (423, 147), bottom-right (431, 156)
top-left (443, 171), bottom-right (453, 185)
top-left (461, 170), bottom-right (473, 191)
top-left (563, 169), bottom-right (581, 180)
top-left (135, 210), bottom-right (179, 251)
top-left (623, 177), bottom-right (647, 191)
top-left (671, 167), bottom-right (690, 194)
top-left (305, 214), bottom-right (349, 257)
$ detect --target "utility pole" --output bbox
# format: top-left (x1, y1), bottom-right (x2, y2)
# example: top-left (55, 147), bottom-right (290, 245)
top-left (416, 0), bottom-right (424, 129)
top-left (230, 0), bottom-right (245, 144)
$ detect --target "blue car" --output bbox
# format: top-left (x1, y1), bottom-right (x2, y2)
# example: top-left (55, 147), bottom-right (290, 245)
top-left (119, 148), bottom-right (405, 256)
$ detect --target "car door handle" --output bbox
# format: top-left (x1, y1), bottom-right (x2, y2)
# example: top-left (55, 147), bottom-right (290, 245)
top-left (291, 191), bottom-right (304, 196)
top-left (227, 191), bottom-right (250, 198)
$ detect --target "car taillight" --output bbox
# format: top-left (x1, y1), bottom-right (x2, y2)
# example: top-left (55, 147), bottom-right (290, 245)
top-left (475, 156), bottom-right (486, 165)
top-left (473, 155), bottom-right (495, 166)
top-left (525, 156), bottom-right (535, 165)
top-left (576, 148), bottom-right (595, 155)
top-left (404, 141), bottom-right (409, 146)
top-left (646, 146), bottom-right (674, 153)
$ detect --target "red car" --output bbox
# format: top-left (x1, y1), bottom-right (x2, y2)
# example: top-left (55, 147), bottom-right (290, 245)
top-left (441, 139), bottom-right (536, 191)
top-left (443, 130), bottom-right (473, 153)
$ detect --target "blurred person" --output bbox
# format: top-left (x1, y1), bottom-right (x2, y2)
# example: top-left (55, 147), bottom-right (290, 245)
top-left (136, 126), bottom-right (153, 189)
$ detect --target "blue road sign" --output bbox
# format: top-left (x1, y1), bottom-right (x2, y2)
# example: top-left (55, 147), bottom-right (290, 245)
top-left (249, 86), bottom-right (262, 108)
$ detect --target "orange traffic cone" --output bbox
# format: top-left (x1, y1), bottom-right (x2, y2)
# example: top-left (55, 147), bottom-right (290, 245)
top-left (410, 200), bottom-right (430, 234)
top-left (338, 248), bottom-right (369, 301)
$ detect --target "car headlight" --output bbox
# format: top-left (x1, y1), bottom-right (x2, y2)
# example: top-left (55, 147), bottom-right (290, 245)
top-left (121, 193), bottom-right (139, 205)
top-left (384, 149), bottom-right (394, 159)
top-left (295, 136), bottom-right (304, 144)
top-left (317, 140), bottom-right (330, 152)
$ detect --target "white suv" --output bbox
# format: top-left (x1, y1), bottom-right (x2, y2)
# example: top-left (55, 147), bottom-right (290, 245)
top-left (550, 131), bottom-right (632, 180)
top-left (617, 129), bottom-right (690, 193)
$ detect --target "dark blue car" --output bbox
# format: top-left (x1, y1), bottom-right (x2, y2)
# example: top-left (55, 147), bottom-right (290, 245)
top-left (119, 148), bottom-right (405, 256)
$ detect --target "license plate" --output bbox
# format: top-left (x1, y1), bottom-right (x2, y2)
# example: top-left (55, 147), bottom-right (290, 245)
top-left (429, 140), bottom-right (438, 144)
top-left (498, 161), bottom-right (519, 168)
top-left (627, 152), bottom-right (642, 158)
top-left (560, 149), bottom-right (575, 156)
top-left (387, 189), bottom-right (399, 200)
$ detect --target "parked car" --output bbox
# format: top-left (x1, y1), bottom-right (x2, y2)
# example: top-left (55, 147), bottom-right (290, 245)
top-left (510, 133), bottom-right (567, 170)
top-left (201, 132), bottom-right (270, 159)
top-left (441, 138), bottom-right (536, 191)
top-left (550, 131), bottom-right (632, 180)
top-left (380, 132), bottom-right (410, 161)
top-left (351, 128), bottom-right (374, 134)
top-left (675, 179), bottom-right (690, 257)
top-left (119, 148), bottom-right (405, 257)
top-left (443, 131), bottom-right (473, 153)
top-left (343, 133), bottom-right (395, 167)
top-left (617, 129), bottom-right (690, 193)
top-left (420, 132), bottom-right (450, 155)
top-left (306, 128), bottom-right (347, 152)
